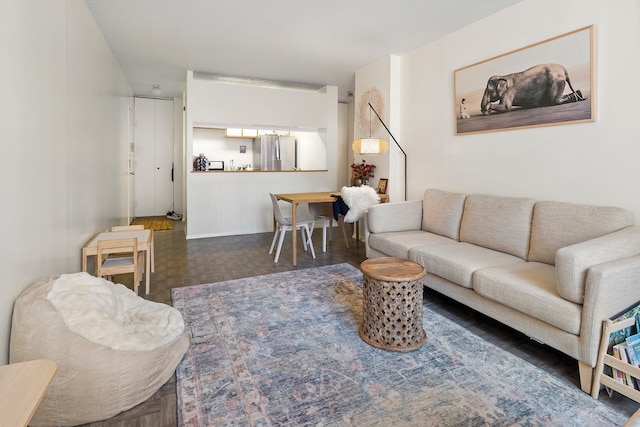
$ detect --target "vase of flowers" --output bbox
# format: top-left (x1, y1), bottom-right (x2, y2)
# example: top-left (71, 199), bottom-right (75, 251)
top-left (351, 160), bottom-right (375, 187)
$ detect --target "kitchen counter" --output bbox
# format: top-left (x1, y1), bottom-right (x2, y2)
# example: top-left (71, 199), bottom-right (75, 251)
top-left (186, 169), bottom-right (336, 239)
top-left (191, 169), bottom-right (328, 173)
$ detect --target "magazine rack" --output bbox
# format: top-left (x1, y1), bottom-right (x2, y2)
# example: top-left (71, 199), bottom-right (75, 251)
top-left (591, 316), bottom-right (640, 402)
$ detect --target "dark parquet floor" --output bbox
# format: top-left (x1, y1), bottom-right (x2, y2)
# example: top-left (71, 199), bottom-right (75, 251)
top-left (80, 221), bottom-right (638, 426)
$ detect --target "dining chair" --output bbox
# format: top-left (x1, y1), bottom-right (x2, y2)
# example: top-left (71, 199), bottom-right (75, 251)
top-left (96, 238), bottom-right (141, 294)
top-left (269, 193), bottom-right (316, 263)
top-left (308, 202), bottom-right (350, 251)
top-left (111, 224), bottom-right (145, 232)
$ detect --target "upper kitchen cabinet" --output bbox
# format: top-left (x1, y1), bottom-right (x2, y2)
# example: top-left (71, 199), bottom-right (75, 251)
top-left (226, 128), bottom-right (259, 138)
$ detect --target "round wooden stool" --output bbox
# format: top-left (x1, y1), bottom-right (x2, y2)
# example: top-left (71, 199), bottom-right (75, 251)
top-left (359, 257), bottom-right (427, 352)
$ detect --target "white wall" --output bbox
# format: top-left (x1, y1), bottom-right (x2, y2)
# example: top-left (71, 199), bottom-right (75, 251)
top-left (185, 73), bottom-right (339, 238)
top-left (173, 97), bottom-right (185, 217)
top-left (354, 56), bottom-right (404, 201)
top-left (0, 1), bottom-right (132, 363)
top-left (401, 0), bottom-right (640, 220)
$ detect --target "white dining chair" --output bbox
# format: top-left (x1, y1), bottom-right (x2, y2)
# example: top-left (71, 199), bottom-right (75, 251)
top-left (269, 193), bottom-right (316, 263)
top-left (308, 202), bottom-right (351, 251)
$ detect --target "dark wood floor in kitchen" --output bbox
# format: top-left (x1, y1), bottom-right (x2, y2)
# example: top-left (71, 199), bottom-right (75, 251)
top-left (80, 220), bottom-right (638, 426)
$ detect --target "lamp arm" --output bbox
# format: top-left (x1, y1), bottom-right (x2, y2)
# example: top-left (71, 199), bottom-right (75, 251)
top-left (368, 103), bottom-right (406, 157)
top-left (368, 102), bottom-right (408, 200)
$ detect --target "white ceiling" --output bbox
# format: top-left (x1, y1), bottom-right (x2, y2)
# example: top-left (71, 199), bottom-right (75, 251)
top-left (85, 0), bottom-right (523, 101)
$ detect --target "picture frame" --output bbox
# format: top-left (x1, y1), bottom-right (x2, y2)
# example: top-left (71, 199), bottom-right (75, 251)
top-left (454, 25), bottom-right (595, 135)
top-left (377, 178), bottom-right (388, 194)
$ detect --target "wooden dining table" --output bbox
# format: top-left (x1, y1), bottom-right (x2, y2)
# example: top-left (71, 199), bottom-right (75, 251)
top-left (82, 229), bottom-right (154, 293)
top-left (274, 192), bottom-right (339, 266)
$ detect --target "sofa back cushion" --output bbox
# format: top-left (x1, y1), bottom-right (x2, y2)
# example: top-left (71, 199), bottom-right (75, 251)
top-left (528, 201), bottom-right (634, 265)
top-left (460, 194), bottom-right (536, 259)
top-left (422, 189), bottom-right (467, 240)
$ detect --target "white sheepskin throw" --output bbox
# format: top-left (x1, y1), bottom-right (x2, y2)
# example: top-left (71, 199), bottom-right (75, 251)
top-left (47, 272), bottom-right (185, 351)
top-left (341, 185), bottom-right (380, 223)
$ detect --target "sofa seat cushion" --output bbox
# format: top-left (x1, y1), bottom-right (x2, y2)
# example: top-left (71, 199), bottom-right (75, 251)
top-left (410, 242), bottom-right (524, 288)
top-left (368, 230), bottom-right (454, 259)
top-left (473, 263), bottom-right (582, 335)
top-left (460, 194), bottom-right (536, 259)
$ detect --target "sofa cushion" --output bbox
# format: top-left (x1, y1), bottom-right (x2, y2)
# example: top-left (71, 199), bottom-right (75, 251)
top-left (410, 242), bottom-right (524, 288)
top-left (368, 230), bottom-right (454, 259)
top-left (422, 189), bottom-right (467, 240)
top-left (528, 201), bottom-right (634, 265)
top-left (459, 194), bottom-right (536, 260)
top-left (473, 263), bottom-right (582, 335)
top-left (368, 200), bottom-right (423, 234)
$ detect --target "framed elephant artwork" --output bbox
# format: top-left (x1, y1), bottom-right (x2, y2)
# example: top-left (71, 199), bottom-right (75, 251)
top-left (454, 25), bottom-right (595, 135)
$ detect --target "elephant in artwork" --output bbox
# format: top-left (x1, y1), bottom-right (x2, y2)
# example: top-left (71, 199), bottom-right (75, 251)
top-left (480, 63), bottom-right (584, 115)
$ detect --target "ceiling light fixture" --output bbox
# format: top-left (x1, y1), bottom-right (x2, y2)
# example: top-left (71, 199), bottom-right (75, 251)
top-left (151, 84), bottom-right (162, 96)
top-left (346, 91), bottom-right (354, 103)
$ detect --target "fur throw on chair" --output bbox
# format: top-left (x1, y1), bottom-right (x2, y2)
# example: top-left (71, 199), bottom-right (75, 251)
top-left (341, 185), bottom-right (380, 223)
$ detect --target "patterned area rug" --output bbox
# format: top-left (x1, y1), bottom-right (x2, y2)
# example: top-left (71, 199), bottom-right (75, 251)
top-left (171, 264), bottom-right (627, 426)
top-left (131, 216), bottom-right (173, 231)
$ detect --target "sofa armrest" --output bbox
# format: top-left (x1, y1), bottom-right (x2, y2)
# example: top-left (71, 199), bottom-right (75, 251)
top-left (556, 226), bottom-right (640, 303)
top-left (367, 201), bottom-right (423, 234)
top-left (579, 255), bottom-right (640, 366)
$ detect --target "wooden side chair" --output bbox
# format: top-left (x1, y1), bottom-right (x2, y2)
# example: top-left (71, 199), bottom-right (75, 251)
top-left (109, 225), bottom-right (148, 284)
top-left (96, 238), bottom-right (141, 294)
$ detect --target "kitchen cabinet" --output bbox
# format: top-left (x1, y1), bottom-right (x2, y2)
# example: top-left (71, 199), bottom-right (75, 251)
top-left (226, 128), bottom-right (258, 138)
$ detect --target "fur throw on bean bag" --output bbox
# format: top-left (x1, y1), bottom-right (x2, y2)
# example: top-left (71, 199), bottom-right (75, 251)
top-left (341, 185), bottom-right (380, 223)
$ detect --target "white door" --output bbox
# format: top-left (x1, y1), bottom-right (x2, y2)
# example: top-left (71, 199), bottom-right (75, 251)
top-left (154, 100), bottom-right (174, 214)
top-left (134, 98), bottom-right (174, 217)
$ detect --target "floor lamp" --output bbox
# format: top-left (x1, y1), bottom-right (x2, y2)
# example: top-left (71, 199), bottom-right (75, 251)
top-left (352, 102), bottom-right (407, 200)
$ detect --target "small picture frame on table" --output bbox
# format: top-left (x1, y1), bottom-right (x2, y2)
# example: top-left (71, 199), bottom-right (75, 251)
top-left (377, 178), bottom-right (388, 194)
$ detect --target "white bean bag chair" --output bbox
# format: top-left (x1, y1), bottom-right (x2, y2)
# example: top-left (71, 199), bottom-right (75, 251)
top-left (10, 273), bottom-right (190, 426)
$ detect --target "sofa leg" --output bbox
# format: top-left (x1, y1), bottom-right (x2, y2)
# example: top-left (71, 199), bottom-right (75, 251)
top-left (578, 361), bottom-right (593, 393)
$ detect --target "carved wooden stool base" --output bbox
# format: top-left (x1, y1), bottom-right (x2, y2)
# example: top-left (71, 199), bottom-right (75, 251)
top-left (359, 257), bottom-right (427, 352)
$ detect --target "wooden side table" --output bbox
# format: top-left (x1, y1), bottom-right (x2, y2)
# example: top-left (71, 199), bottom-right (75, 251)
top-left (0, 359), bottom-right (57, 427)
top-left (359, 257), bottom-right (427, 352)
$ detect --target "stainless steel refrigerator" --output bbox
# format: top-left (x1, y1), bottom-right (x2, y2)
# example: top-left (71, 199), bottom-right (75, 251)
top-left (253, 134), bottom-right (297, 170)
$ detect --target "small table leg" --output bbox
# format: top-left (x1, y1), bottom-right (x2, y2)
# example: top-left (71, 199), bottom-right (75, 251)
top-left (292, 201), bottom-right (298, 266)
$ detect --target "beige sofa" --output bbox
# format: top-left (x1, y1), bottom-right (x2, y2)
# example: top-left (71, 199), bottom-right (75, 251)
top-left (365, 189), bottom-right (640, 392)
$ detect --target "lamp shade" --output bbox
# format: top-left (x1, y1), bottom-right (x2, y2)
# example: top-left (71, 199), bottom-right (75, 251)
top-left (352, 138), bottom-right (389, 154)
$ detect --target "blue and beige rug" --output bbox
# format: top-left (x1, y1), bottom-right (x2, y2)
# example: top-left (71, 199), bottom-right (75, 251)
top-left (171, 263), bottom-right (627, 426)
